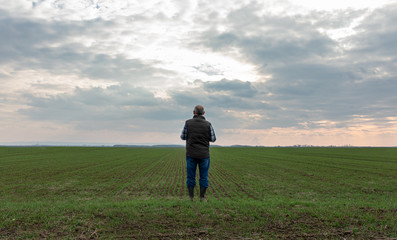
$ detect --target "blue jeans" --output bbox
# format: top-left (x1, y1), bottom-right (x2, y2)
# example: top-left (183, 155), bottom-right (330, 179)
top-left (186, 156), bottom-right (210, 188)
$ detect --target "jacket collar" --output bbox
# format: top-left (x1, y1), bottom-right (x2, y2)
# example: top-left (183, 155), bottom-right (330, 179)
top-left (193, 115), bottom-right (206, 120)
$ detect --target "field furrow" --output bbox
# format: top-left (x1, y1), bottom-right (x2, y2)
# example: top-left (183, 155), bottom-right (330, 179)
top-left (164, 154), bottom-right (178, 196)
top-left (153, 153), bottom-right (175, 196)
top-left (168, 160), bottom-right (179, 197)
top-left (179, 156), bottom-right (186, 197)
top-left (212, 165), bottom-right (259, 200)
top-left (208, 171), bottom-right (231, 199)
top-left (209, 166), bottom-right (241, 198)
top-left (95, 158), bottom-right (156, 197)
top-left (115, 154), bottom-right (171, 197)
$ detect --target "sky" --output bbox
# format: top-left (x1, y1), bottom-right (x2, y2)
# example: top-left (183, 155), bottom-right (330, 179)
top-left (1, 0), bottom-right (397, 146)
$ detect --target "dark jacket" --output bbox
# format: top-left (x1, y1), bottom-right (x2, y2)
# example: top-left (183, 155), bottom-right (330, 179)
top-left (182, 115), bottom-right (215, 159)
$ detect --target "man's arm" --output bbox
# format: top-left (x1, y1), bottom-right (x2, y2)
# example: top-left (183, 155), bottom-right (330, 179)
top-left (209, 124), bottom-right (216, 142)
top-left (180, 123), bottom-right (187, 140)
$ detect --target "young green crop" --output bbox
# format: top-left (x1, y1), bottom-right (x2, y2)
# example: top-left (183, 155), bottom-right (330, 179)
top-left (0, 147), bottom-right (396, 239)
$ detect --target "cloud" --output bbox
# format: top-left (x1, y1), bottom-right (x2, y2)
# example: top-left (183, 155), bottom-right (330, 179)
top-left (201, 79), bottom-right (258, 97)
top-left (21, 84), bottom-right (160, 121)
top-left (13, 1), bottom-right (397, 133)
top-left (351, 4), bottom-right (397, 55)
top-left (19, 78), bottom-right (274, 132)
top-left (193, 64), bottom-right (224, 76)
top-left (0, 12), bottom-right (174, 85)
top-left (347, 4), bottom-right (397, 83)
top-left (169, 79), bottom-right (269, 110)
top-left (1, 1), bottom-right (397, 145)
top-left (192, 2), bottom-right (397, 130)
top-left (198, 5), bottom-right (340, 67)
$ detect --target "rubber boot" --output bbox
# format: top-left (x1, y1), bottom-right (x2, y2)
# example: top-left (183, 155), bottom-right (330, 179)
top-left (188, 187), bottom-right (194, 201)
top-left (199, 186), bottom-right (207, 202)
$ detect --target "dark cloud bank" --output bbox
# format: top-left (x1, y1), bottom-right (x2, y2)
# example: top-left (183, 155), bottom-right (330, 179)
top-left (2, 3), bottom-right (397, 137)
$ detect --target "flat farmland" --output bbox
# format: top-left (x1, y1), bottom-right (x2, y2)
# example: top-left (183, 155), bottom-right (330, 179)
top-left (0, 147), bottom-right (396, 239)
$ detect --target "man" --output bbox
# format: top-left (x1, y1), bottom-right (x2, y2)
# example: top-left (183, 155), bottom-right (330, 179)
top-left (180, 105), bottom-right (216, 201)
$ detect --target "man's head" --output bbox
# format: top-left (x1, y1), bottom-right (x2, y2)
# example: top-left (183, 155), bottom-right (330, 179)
top-left (193, 105), bottom-right (205, 116)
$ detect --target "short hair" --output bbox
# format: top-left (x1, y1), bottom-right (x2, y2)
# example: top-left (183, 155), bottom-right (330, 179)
top-left (194, 105), bottom-right (205, 115)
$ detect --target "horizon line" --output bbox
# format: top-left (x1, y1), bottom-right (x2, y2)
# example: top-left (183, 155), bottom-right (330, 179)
top-left (0, 142), bottom-right (396, 148)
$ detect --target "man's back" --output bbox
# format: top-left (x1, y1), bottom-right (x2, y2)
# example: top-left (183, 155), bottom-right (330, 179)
top-left (185, 115), bottom-right (212, 159)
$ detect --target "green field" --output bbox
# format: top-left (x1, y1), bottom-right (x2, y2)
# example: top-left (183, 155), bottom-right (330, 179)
top-left (0, 147), bottom-right (396, 239)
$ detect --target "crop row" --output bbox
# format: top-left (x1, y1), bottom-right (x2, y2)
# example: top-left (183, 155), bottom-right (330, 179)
top-left (1, 147), bottom-right (396, 203)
